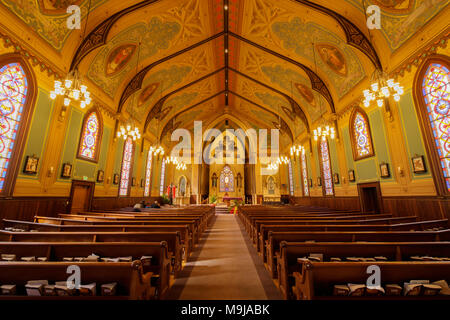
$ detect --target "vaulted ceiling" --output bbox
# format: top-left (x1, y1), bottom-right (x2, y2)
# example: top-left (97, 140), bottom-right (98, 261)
top-left (2, 0), bottom-right (448, 146)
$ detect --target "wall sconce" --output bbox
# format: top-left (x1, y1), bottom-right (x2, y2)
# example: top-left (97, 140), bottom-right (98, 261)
top-left (47, 166), bottom-right (54, 177)
top-left (342, 176), bottom-right (346, 184)
top-left (397, 166), bottom-right (404, 177)
top-left (107, 176), bottom-right (111, 184)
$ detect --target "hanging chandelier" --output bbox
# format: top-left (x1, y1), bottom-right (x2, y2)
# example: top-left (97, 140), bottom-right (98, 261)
top-left (267, 156), bottom-right (289, 171)
top-left (151, 145), bottom-right (165, 156)
top-left (290, 145), bottom-right (305, 157)
top-left (362, 69), bottom-right (404, 108)
top-left (50, 69), bottom-right (91, 108)
top-left (165, 156), bottom-right (185, 170)
top-left (50, 0), bottom-right (92, 108)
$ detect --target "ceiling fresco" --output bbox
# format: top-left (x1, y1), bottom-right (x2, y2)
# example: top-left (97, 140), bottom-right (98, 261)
top-left (346, 0), bottom-right (449, 52)
top-left (1, 0), bottom-right (107, 50)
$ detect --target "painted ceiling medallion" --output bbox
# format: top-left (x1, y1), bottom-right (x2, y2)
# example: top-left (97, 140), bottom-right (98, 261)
top-left (294, 83), bottom-right (316, 107)
top-left (138, 83), bottom-right (159, 107)
top-left (282, 106), bottom-right (295, 121)
top-left (105, 44), bottom-right (137, 77)
top-left (371, 0), bottom-right (414, 14)
top-left (316, 44), bottom-right (347, 77)
top-left (39, 0), bottom-right (83, 14)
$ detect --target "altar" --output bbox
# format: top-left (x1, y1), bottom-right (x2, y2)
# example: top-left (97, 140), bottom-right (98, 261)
top-left (222, 197), bottom-right (243, 206)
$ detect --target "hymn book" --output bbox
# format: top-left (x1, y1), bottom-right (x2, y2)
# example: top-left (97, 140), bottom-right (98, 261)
top-left (101, 282), bottom-right (117, 296)
top-left (0, 284), bottom-right (16, 295)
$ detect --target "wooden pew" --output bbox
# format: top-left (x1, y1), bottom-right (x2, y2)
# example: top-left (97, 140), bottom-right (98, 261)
top-left (2, 220), bottom-right (193, 259)
top-left (265, 229), bottom-right (450, 278)
top-left (257, 219), bottom-right (449, 254)
top-left (278, 241), bottom-right (450, 299)
top-left (0, 260), bottom-right (154, 300)
top-left (33, 216), bottom-right (200, 244)
top-left (292, 261), bottom-right (450, 300)
top-left (0, 241), bottom-right (171, 299)
top-left (0, 230), bottom-right (184, 276)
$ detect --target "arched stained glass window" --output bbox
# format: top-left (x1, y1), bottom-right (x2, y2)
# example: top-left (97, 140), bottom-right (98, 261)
top-left (301, 151), bottom-right (309, 196)
top-left (415, 57), bottom-right (450, 195)
top-left (219, 165), bottom-right (234, 192)
top-left (78, 111), bottom-right (101, 161)
top-left (350, 107), bottom-right (374, 161)
top-left (0, 59), bottom-right (34, 196)
top-left (319, 139), bottom-right (334, 196)
top-left (159, 159), bottom-right (166, 196)
top-left (119, 137), bottom-right (134, 196)
top-left (288, 160), bottom-right (294, 195)
top-left (144, 149), bottom-right (153, 197)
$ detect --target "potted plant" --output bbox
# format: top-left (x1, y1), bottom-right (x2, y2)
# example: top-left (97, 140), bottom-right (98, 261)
top-left (209, 194), bottom-right (217, 206)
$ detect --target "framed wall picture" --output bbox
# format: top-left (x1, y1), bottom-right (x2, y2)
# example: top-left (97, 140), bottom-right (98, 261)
top-left (61, 163), bottom-right (72, 178)
top-left (23, 155), bottom-right (39, 174)
top-left (348, 170), bottom-right (355, 182)
top-left (317, 177), bottom-right (322, 187)
top-left (412, 155), bottom-right (426, 173)
top-left (113, 173), bottom-right (119, 185)
top-left (97, 170), bottom-right (104, 182)
top-left (380, 163), bottom-right (390, 178)
top-left (309, 178), bottom-right (313, 187)
top-left (131, 177), bottom-right (136, 187)
top-left (140, 179), bottom-right (145, 188)
top-left (333, 173), bottom-right (340, 184)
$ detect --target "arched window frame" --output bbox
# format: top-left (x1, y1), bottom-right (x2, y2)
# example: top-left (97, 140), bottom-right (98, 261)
top-left (159, 158), bottom-right (166, 196)
top-left (318, 138), bottom-right (334, 196)
top-left (76, 108), bottom-right (103, 163)
top-left (0, 54), bottom-right (36, 197)
top-left (413, 54), bottom-right (450, 196)
top-left (288, 159), bottom-right (294, 196)
top-left (349, 106), bottom-right (375, 161)
top-left (301, 151), bottom-right (309, 197)
top-left (118, 136), bottom-right (135, 197)
top-left (143, 149), bottom-right (153, 197)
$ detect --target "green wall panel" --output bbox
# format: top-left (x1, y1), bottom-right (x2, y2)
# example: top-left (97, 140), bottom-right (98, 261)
top-left (341, 127), bottom-right (356, 185)
top-left (58, 108), bottom-right (83, 182)
top-left (113, 139), bottom-right (125, 175)
top-left (19, 88), bottom-right (54, 179)
top-left (355, 158), bottom-right (378, 182)
top-left (73, 160), bottom-right (96, 180)
top-left (329, 139), bottom-right (340, 175)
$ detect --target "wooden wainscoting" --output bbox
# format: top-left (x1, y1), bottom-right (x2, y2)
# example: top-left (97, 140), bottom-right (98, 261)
top-left (91, 196), bottom-right (162, 210)
top-left (0, 197), bottom-right (68, 221)
top-left (291, 196), bottom-right (361, 211)
top-left (383, 196), bottom-right (450, 221)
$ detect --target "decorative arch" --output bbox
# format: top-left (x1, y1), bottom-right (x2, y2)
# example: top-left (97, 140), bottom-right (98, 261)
top-left (349, 106), bottom-right (375, 161)
top-left (0, 54), bottom-right (36, 196)
top-left (77, 108), bottom-right (103, 162)
top-left (413, 55), bottom-right (450, 196)
top-left (318, 138), bottom-right (334, 196)
top-left (219, 165), bottom-right (234, 192)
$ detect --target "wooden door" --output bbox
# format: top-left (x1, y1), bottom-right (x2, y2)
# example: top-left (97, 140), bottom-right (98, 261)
top-left (357, 182), bottom-right (384, 214)
top-left (68, 180), bottom-right (95, 214)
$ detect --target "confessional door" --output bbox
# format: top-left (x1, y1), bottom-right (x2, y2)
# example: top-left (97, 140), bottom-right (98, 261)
top-left (68, 180), bottom-right (95, 214)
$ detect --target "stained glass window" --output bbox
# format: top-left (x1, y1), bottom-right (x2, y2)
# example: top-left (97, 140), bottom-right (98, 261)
top-left (288, 160), bottom-right (294, 195)
top-left (0, 62), bottom-right (28, 194)
top-left (421, 62), bottom-right (450, 192)
top-left (144, 149), bottom-right (153, 197)
top-left (78, 111), bottom-right (101, 161)
top-left (320, 139), bottom-right (334, 196)
top-left (351, 109), bottom-right (374, 160)
top-left (119, 137), bottom-right (133, 196)
top-left (219, 165), bottom-right (234, 192)
top-left (301, 151), bottom-right (309, 196)
top-left (159, 159), bottom-right (166, 196)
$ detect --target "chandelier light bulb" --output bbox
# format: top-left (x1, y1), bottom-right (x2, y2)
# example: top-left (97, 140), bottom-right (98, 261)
top-left (394, 94), bottom-right (401, 102)
top-left (50, 91), bottom-right (56, 100)
top-left (80, 85), bottom-right (87, 94)
top-left (80, 101), bottom-right (86, 109)
top-left (64, 98), bottom-right (70, 106)
top-left (377, 99), bottom-right (383, 107)
top-left (371, 82), bottom-right (379, 92)
top-left (72, 89), bottom-right (80, 100)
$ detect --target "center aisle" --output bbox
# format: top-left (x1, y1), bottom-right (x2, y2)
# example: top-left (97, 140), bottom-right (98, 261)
top-left (166, 214), bottom-right (283, 300)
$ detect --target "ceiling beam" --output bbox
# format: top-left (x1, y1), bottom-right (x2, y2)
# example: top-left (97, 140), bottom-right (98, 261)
top-left (118, 32), bottom-right (225, 112)
top-left (70, 0), bottom-right (160, 71)
top-left (143, 67), bottom-right (225, 132)
top-left (229, 32), bottom-right (334, 112)
top-left (229, 67), bottom-right (310, 133)
top-left (224, 0), bottom-right (230, 106)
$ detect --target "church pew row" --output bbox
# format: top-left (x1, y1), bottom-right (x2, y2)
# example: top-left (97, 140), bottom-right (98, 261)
top-left (0, 260), bottom-right (154, 300)
top-left (0, 241), bottom-right (171, 299)
top-left (292, 261), bottom-right (450, 300)
top-left (1, 220), bottom-right (194, 259)
top-left (250, 216), bottom-right (418, 243)
top-left (242, 213), bottom-right (394, 235)
top-left (277, 241), bottom-right (450, 300)
top-left (257, 219), bottom-right (449, 254)
top-left (0, 230), bottom-right (184, 276)
top-left (34, 216), bottom-right (200, 244)
top-left (265, 230), bottom-right (450, 278)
